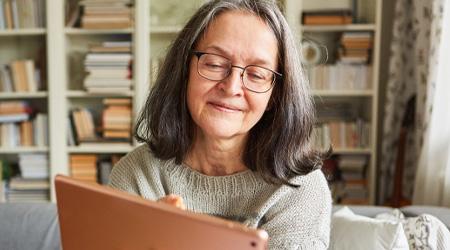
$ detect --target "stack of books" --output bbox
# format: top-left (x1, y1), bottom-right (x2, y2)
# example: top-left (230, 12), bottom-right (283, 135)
top-left (338, 155), bottom-right (369, 204)
top-left (308, 64), bottom-right (372, 90)
top-left (0, 0), bottom-right (46, 29)
top-left (0, 61), bottom-right (42, 92)
top-left (79, 0), bottom-right (133, 29)
top-left (18, 154), bottom-right (49, 179)
top-left (0, 113), bottom-right (48, 148)
top-left (6, 177), bottom-right (50, 202)
top-left (0, 101), bottom-right (32, 123)
top-left (70, 154), bottom-right (98, 184)
top-left (313, 119), bottom-right (370, 150)
top-left (302, 9), bottom-right (352, 25)
top-left (102, 98), bottom-right (132, 142)
top-left (84, 41), bottom-right (132, 94)
top-left (70, 108), bottom-right (97, 144)
top-left (338, 32), bottom-right (373, 64)
top-left (5, 153), bottom-right (50, 203)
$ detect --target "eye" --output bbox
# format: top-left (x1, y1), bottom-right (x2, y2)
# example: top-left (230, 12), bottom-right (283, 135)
top-left (248, 72), bottom-right (264, 80)
top-left (205, 62), bottom-right (227, 69)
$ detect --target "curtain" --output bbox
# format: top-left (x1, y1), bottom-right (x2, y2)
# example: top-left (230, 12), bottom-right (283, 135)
top-left (379, 0), bottom-right (446, 205)
top-left (413, 0), bottom-right (450, 207)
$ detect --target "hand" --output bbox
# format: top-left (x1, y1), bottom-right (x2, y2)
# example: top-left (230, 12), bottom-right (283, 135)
top-left (157, 194), bottom-right (186, 210)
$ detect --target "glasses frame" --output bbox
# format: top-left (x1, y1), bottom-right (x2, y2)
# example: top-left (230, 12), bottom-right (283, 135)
top-left (192, 51), bottom-right (282, 93)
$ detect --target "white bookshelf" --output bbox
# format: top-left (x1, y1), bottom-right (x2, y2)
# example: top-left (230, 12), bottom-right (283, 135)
top-left (312, 90), bottom-right (374, 97)
top-left (0, 92), bottom-right (48, 99)
top-left (0, 29), bottom-right (46, 36)
top-left (0, 147), bottom-right (49, 154)
top-left (302, 24), bottom-right (376, 32)
top-left (288, 0), bottom-right (383, 204)
top-left (0, 0), bottom-right (50, 203)
top-left (42, 0), bottom-right (150, 201)
top-left (150, 26), bottom-right (182, 34)
top-left (66, 90), bottom-right (134, 98)
top-left (67, 145), bottom-right (135, 154)
top-left (65, 28), bottom-right (134, 35)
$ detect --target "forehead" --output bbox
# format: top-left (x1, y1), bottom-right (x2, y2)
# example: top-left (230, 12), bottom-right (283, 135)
top-left (196, 10), bottom-right (279, 67)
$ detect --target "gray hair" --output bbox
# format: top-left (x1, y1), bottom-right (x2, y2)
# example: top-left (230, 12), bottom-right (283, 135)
top-left (135, 0), bottom-right (329, 186)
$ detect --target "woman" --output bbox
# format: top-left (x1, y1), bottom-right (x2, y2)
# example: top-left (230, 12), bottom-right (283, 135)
top-left (109, 0), bottom-right (332, 248)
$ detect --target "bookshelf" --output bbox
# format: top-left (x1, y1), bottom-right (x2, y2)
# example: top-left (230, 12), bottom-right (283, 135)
top-left (46, 0), bottom-right (150, 201)
top-left (286, 0), bottom-right (382, 205)
top-left (0, 0), bottom-right (49, 203)
top-left (1, 0), bottom-right (382, 205)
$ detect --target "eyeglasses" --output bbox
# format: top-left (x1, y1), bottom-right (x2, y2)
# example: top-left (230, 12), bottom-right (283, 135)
top-left (192, 51), bottom-right (282, 93)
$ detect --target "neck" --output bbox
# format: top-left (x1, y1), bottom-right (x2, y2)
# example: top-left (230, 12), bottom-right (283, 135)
top-left (184, 131), bottom-right (248, 176)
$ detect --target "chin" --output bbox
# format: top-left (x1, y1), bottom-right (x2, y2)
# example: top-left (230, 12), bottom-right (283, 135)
top-left (202, 123), bottom-right (244, 139)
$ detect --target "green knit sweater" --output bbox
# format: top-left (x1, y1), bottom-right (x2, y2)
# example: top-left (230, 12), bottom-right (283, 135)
top-left (109, 145), bottom-right (331, 249)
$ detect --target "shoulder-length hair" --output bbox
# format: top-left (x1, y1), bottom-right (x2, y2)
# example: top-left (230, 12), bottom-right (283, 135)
top-left (135, 0), bottom-right (330, 186)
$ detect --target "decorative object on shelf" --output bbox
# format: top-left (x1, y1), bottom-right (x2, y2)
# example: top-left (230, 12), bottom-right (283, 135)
top-left (300, 38), bottom-right (328, 66)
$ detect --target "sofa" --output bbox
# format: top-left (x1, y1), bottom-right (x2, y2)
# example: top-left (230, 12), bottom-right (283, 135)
top-left (0, 203), bottom-right (449, 250)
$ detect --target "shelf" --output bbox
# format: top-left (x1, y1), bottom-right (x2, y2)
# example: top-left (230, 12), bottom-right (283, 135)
top-left (0, 147), bottom-right (49, 154)
top-left (301, 24), bottom-right (376, 32)
top-left (65, 28), bottom-right (134, 35)
top-left (0, 92), bottom-right (48, 99)
top-left (67, 90), bottom-right (134, 98)
top-left (312, 90), bottom-right (373, 97)
top-left (68, 144), bottom-right (135, 154)
top-left (0, 28), bottom-right (46, 36)
top-left (150, 26), bottom-right (182, 35)
top-left (332, 148), bottom-right (372, 154)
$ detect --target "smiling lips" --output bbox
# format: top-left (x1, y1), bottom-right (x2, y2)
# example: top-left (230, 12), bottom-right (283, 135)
top-left (208, 101), bottom-right (242, 112)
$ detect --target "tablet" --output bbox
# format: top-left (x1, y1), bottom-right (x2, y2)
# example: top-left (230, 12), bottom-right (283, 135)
top-left (55, 175), bottom-right (268, 250)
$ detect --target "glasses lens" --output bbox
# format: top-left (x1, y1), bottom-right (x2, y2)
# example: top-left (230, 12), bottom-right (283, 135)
top-left (197, 54), bottom-right (230, 81)
top-left (243, 66), bottom-right (274, 93)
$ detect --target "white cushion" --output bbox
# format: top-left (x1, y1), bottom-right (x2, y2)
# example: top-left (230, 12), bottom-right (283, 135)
top-left (330, 206), bottom-right (409, 250)
top-left (376, 209), bottom-right (450, 250)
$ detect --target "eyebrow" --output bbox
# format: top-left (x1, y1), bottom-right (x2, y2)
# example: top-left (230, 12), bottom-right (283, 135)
top-left (203, 45), bottom-right (274, 68)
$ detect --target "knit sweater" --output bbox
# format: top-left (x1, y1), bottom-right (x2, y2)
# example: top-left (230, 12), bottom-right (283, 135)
top-left (109, 145), bottom-right (332, 249)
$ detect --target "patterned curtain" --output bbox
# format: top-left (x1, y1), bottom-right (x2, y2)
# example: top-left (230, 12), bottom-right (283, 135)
top-left (379, 0), bottom-right (446, 204)
top-left (413, 0), bottom-right (450, 207)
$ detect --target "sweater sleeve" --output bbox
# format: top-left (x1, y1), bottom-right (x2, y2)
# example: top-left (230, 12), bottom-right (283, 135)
top-left (260, 170), bottom-right (332, 250)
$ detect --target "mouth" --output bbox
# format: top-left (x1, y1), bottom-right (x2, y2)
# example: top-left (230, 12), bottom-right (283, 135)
top-left (208, 102), bottom-right (242, 113)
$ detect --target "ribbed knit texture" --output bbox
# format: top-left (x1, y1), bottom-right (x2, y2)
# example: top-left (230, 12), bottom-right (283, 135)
top-left (109, 145), bottom-right (332, 249)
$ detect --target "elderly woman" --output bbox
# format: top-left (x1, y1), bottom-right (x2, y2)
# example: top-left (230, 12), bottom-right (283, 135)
top-left (109, 0), bottom-right (331, 248)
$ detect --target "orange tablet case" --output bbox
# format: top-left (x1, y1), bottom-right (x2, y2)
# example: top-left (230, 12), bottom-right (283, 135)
top-left (55, 175), bottom-right (268, 250)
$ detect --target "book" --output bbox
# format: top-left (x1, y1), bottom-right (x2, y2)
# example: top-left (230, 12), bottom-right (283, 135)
top-left (302, 9), bottom-right (353, 25)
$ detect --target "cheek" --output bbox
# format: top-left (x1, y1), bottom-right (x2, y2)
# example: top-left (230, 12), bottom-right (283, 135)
top-left (249, 91), bottom-right (272, 114)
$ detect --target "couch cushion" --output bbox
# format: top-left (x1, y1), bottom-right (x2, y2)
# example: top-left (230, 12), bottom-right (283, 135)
top-left (401, 205), bottom-right (450, 229)
top-left (0, 203), bottom-right (61, 250)
top-left (330, 206), bottom-right (409, 250)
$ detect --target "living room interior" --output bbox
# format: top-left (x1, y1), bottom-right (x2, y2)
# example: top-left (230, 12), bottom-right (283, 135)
top-left (0, 0), bottom-right (449, 249)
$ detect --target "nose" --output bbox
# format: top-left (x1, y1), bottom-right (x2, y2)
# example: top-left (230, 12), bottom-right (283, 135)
top-left (218, 66), bottom-right (244, 96)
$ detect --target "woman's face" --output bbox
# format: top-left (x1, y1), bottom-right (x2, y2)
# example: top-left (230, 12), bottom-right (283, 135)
top-left (187, 11), bottom-right (279, 140)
